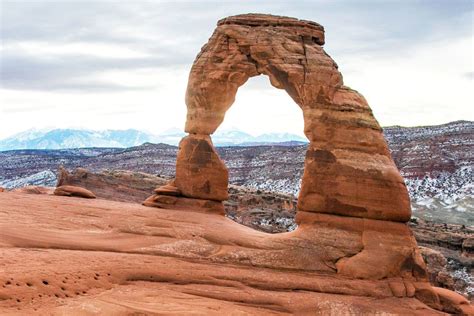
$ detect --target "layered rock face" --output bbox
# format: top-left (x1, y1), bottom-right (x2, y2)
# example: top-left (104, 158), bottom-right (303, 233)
top-left (145, 13), bottom-right (420, 277)
top-left (57, 167), bottom-right (169, 203)
top-left (153, 13), bottom-right (410, 222)
top-left (138, 14), bottom-right (474, 313)
top-left (174, 135), bottom-right (228, 201)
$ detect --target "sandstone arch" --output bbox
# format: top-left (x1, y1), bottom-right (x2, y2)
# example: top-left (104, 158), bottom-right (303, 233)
top-left (147, 14), bottom-right (411, 223)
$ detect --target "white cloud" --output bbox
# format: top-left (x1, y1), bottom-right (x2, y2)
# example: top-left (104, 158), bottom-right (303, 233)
top-left (2, 41), bottom-right (151, 59)
top-left (337, 35), bottom-right (473, 127)
top-left (0, 66), bottom-right (189, 138)
top-left (0, 1), bottom-right (472, 139)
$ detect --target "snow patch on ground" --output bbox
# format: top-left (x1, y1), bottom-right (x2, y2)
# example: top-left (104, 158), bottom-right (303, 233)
top-left (0, 170), bottom-right (57, 189)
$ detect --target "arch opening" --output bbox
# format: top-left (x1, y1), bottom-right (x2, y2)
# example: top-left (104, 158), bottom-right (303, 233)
top-left (215, 74), bottom-right (307, 233)
top-left (217, 75), bottom-right (306, 140)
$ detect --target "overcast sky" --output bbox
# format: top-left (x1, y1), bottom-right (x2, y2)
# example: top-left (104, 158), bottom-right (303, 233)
top-left (0, 0), bottom-right (472, 139)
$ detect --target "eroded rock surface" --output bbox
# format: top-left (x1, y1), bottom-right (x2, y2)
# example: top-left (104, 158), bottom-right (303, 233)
top-left (57, 167), bottom-right (168, 203)
top-left (54, 167), bottom-right (474, 302)
top-left (1, 192), bottom-right (471, 315)
top-left (54, 185), bottom-right (96, 199)
top-left (156, 13), bottom-right (411, 222)
top-left (11, 186), bottom-right (54, 195)
top-left (2, 168), bottom-right (471, 313)
top-left (175, 135), bottom-right (228, 201)
top-left (139, 14), bottom-right (473, 313)
top-left (2, 13), bottom-right (471, 314)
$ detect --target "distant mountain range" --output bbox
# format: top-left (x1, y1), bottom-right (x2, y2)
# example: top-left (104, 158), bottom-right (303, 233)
top-left (0, 121), bottom-right (472, 226)
top-left (0, 128), bottom-right (308, 151)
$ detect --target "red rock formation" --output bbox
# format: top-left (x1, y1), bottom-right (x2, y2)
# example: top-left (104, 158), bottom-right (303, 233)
top-left (1, 192), bottom-right (472, 314)
top-left (11, 186), bottom-right (53, 195)
top-left (54, 185), bottom-right (96, 199)
top-left (433, 287), bottom-right (472, 315)
top-left (57, 167), bottom-right (168, 203)
top-left (1, 13), bottom-right (469, 314)
top-left (174, 135), bottom-right (228, 201)
top-left (143, 193), bottom-right (225, 214)
top-left (148, 13), bottom-right (410, 222)
top-left (140, 14), bottom-right (472, 313)
top-left (53, 167), bottom-right (474, 301)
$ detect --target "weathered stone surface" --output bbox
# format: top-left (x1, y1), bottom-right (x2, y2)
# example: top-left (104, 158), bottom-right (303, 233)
top-left (432, 287), bottom-right (472, 314)
top-left (42, 168), bottom-right (474, 300)
top-left (154, 182), bottom-right (181, 196)
top-left (174, 134), bottom-right (228, 201)
top-left (161, 13), bottom-right (410, 222)
top-left (137, 13), bottom-right (472, 313)
top-left (1, 193), bottom-right (470, 314)
top-left (58, 167), bottom-right (168, 203)
top-left (0, 187), bottom-right (5, 192)
top-left (143, 194), bottom-right (225, 215)
top-left (54, 185), bottom-right (96, 199)
top-left (420, 247), bottom-right (449, 284)
top-left (11, 186), bottom-right (54, 195)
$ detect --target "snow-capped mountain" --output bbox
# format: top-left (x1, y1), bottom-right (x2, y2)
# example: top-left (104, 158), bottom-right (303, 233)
top-left (0, 129), bottom-right (157, 150)
top-left (0, 128), bottom-right (308, 150)
top-left (212, 130), bottom-right (307, 146)
top-left (0, 121), bottom-right (472, 226)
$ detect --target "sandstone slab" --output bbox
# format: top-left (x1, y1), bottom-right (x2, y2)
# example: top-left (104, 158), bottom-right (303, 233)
top-left (1, 193), bottom-right (470, 314)
top-left (11, 186), bottom-right (54, 195)
top-left (54, 185), bottom-right (96, 199)
top-left (57, 167), bottom-right (167, 203)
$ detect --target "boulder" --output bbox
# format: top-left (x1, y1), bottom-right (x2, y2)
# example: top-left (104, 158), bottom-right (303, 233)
top-left (54, 185), bottom-right (96, 199)
top-left (432, 287), bottom-right (473, 315)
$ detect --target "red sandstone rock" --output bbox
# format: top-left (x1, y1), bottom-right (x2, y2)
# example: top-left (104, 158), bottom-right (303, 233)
top-left (138, 14), bottom-right (472, 312)
top-left (158, 13), bottom-right (411, 222)
top-left (154, 183), bottom-right (181, 196)
top-left (420, 247), bottom-right (449, 283)
top-left (174, 134), bottom-right (228, 201)
top-left (57, 167), bottom-right (168, 203)
top-left (23, 168), bottom-right (472, 303)
top-left (0, 187), bottom-right (4, 192)
top-left (0, 193), bottom-right (469, 314)
top-left (432, 287), bottom-right (473, 315)
top-left (54, 185), bottom-right (96, 199)
top-left (0, 13), bottom-right (464, 314)
top-left (143, 194), bottom-right (225, 214)
top-left (11, 186), bottom-right (54, 195)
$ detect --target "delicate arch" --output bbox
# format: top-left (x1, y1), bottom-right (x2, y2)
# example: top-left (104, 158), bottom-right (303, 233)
top-left (149, 14), bottom-right (411, 223)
